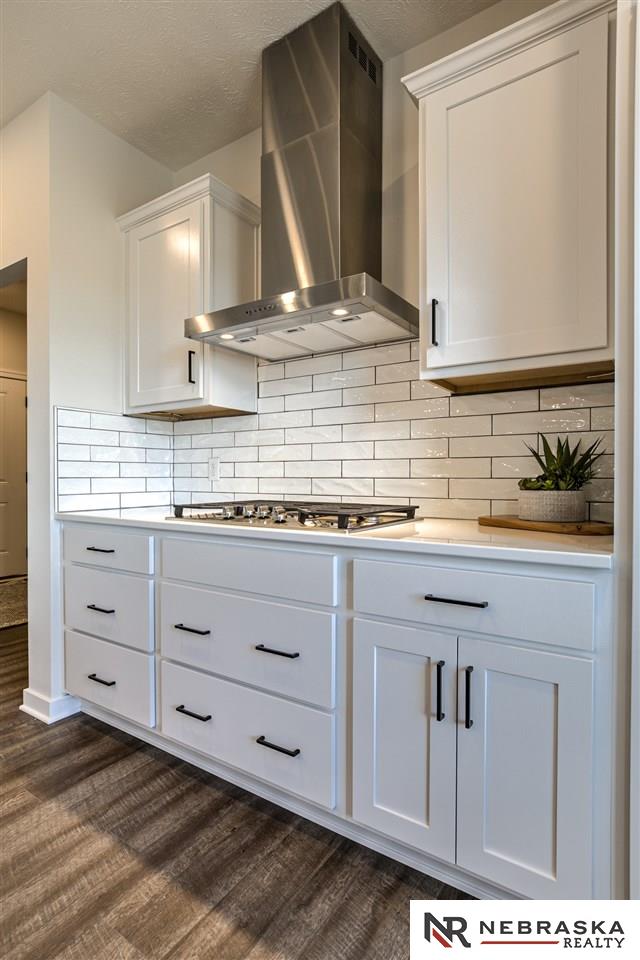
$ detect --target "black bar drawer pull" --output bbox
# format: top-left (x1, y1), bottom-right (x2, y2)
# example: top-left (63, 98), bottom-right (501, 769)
top-left (188, 350), bottom-right (196, 384)
top-left (255, 643), bottom-right (300, 660)
top-left (424, 593), bottom-right (488, 609)
top-left (174, 623), bottom-right (211, 636)
top-left (431, 298), bottom-right (438, 346)
top-left (436, 659), bottom-right (445, 722)
top-left (87, 604), bottom-right (115, 615)
top-left (256, 735), bottom-right (300, 758)
top-left (464, 666), bottom-right (474, 729)
top-left (86, 546), bottom-right (115, 554)
top-left (88, 673), bottom-right (116, 687)
top-left (176, 704), bottom-right (212, 722)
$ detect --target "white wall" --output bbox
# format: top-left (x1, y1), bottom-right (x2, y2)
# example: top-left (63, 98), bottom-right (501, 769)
top-left (48, 94), bottom-right (173, 413)
top-left (0, 308), bottom-right (27, 375)
top-left (173, 127), bottom-right (261, 206)
top-left (172, 1), bottom-right (552, 305)
top-left (0, 92), bottom-right (173, 721)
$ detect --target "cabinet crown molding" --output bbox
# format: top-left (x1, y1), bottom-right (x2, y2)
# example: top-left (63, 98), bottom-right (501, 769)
top-left (117, 173), bottom-right (260, 232)
top-left (402, 0), bottom-right (614, 99)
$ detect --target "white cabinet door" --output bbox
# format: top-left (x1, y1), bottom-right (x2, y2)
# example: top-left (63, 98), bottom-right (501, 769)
top-left (352, 618), bottom-right (456, 862)
top-left (456, 636), bottom-right (594, 898)
top-left (423, 15), bottom-right (607, 370)
top-left (127, 199), bottom-right (206, 408)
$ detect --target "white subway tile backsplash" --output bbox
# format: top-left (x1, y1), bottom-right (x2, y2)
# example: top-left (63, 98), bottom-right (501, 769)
top-left (259, 376), bottom-right (312, 398)
top-left (59, 427), bottom-right (119, 446)
top-left (90, 413), bottom-right (146, 432)
top-left (411, 458), bottom-right (491, 478)
top-left (493, 409), bottom-right (589, 435)
top-left (56, 348), bottom-right (615, 520)
top-left (411, 415), bottom-right (491, 438)
top-left (375, 478), bottom-right (448, 498)
top-left (343, 381), bottom-right (409, 406)
top-left (450, 390), bottom-right (539, 417)
top-left (374, 439), bottom-right (448, 459)
top-left (343, 421), bottom-right (410, 441)
top-left (313, 405), bottom-right (375, 426)
top-left (312, 442), bottom-right (374, 460)
top-left (58, 444), bottom-right (91, 461)
top-left (285, 460), bottom-right (342, 478)
top-left (342, 343), bottom-right (410, 369)
top-left (285, 389), bottom-right (342, 411)
top-left (376, 397), bottom-right (449, 422)
top-left (313, 368), bottom-right (374, 391)
top-left (540, 382), bottom-right (614, 410)
top-left (312, 478), bottom-right (373, 497)
top-left (342, 459), bottom-right (410, 478)
top-left (57, 410), bottom-right (91, 428)
top-left (285, 355), bottom-right (342, 378)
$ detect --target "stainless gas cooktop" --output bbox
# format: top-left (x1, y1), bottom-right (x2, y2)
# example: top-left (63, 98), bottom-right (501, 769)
top-left (170, 500), bottom-right (416, 532)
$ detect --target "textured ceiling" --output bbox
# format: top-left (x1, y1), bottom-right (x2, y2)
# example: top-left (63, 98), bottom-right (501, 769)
top-left (1, 0), bottom-right (497, 170)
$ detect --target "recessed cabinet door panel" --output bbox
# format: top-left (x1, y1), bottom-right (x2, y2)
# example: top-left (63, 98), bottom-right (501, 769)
top-left (424, 15), bottom-right (607, 369)
top-left (127, 199), bottom-right (206, 407)
top-left (456, 636), bottom-right (593, 898)
top-left (352, 618), bottom-right (456, 862)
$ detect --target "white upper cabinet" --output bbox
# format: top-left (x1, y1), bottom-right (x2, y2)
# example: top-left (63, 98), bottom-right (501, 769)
top-left (403, 1), bottom-right (612, 388)
top-left (119, 175), bottom-right (260, 417)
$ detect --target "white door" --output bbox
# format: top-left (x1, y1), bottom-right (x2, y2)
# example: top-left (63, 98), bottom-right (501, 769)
top-left (0, 377), bottom-right (27, 577)
top-left (127, 198), bottom-right (206, 409)
top-left (424, 15), bottom-right (608, 369)
top-left (456, 636), bottom-right (594, 898)
top-left (352, 618), bottom-right (457, 862)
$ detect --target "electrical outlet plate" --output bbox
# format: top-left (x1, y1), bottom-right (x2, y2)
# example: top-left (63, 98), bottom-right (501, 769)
top-left (208, 457), bottom-right (220, 482)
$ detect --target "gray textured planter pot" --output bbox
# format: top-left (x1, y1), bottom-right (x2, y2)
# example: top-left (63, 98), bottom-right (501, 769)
top-left (518, 489), bottom-right (587, 523)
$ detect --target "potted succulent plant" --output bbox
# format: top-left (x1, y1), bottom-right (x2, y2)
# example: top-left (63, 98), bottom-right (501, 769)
top-left (518, 434), bottom-right (605, 523)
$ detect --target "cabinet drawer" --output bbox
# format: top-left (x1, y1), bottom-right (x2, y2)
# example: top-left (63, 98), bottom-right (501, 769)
top-left (64, 565), bottom-right (153, 652)
top-left (161, 537), bottom-right (337, 606)
top-left (160, 583), bottom-right (335, 708)
top-left (65, 629), bottom-right (154, 727)
top-left (353, 559), bottom-right (594, 650)
top-left (63, 524), bottom-right (154, 574)
top-left (160, 660), bottom-right (335, 808)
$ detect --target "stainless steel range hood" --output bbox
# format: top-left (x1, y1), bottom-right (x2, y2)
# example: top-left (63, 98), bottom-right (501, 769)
top-left (185, 2), bottom-right (418, 361)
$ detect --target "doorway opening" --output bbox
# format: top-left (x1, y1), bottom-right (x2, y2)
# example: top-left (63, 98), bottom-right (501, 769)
top-left (0, 258), bottom-right (28, 630)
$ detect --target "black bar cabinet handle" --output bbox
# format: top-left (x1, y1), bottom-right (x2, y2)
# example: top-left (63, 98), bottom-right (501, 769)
top-left (255, 643), bottom-right (300, 660)
top-left (464, 666), bottom-right (474, 729)
top-left (174, 623), bottom-right (211, 636)
top-left (88, 673), bottom-right (116, 687)
top-left (87, 603), bottom-right (115, 615)
top-left (176, 704), bottom-right (212, 722)
top-left (431, 298), bottom-right (438, 346)
top-left (424, 594), bottom-right (488, 609)
top-left (436, 659), bottom-right (445, 722)
top-left (256, 735), bottom-right (300, 758)
top-left (86, 546), bottom-right (115, 554)
top-left (188, 349), bottom-right (196, 384)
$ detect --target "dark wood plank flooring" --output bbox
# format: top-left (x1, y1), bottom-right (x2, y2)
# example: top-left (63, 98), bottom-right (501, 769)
top-left (0, 627), bottom-right (469, 960)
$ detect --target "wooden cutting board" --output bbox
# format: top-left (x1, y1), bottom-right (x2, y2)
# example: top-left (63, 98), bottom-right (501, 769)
top-left (478, 515), bottom-right (613, 536)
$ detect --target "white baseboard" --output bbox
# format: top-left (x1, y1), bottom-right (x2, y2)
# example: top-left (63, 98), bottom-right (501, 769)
top-left (20, 688), bottom-right (81, 724)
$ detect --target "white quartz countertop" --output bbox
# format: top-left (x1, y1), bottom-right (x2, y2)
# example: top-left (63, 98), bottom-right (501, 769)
top-left (55, 508), bottom-right (614, 569)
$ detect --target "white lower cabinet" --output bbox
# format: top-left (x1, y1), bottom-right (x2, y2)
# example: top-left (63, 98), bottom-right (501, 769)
top-left (160, 660), bottom-right (335, 809)
top-left (352, 620), bottom-right (595, 898)
top-left (352, 619), bottom-right (457, 862)
top-left (456, 636), bottom-right (594, 898)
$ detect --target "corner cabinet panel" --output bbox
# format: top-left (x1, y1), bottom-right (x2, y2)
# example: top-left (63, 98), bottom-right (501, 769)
top-left (127, 198), bottom-right (206, 408)
top-left (352, 619), bottom-right (456, 863)
top-left (456, 636), bottom-right (594, 898)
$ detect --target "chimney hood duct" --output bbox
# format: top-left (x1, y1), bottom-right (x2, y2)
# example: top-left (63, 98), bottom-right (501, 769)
top-left (185, 2), bottom-right (418, 362)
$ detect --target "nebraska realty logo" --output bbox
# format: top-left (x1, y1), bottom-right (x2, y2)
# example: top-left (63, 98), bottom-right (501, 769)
top-left (410, 902), bottom-right (638, 958)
